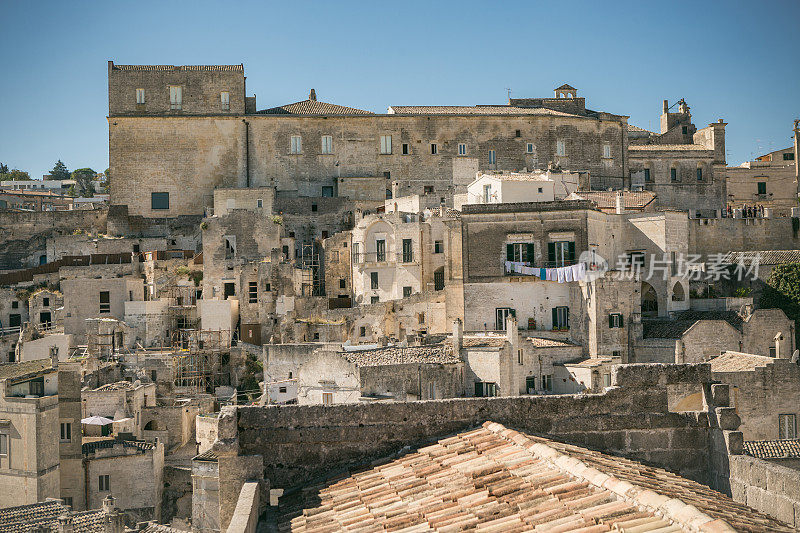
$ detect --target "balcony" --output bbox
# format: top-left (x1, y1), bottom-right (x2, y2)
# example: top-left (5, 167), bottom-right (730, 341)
top-left (353, 252), bottom-right (418, 266)
top-left (504, 260), bottom-right (577, 275)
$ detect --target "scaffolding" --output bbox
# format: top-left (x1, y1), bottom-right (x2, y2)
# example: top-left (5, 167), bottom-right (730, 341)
top-left (85, 317), bottom-right (128, 359)
top-left (299, 242), bottom-right (325, 297)
top-left (172, 329), bottom-right (230, 394)
top-left (165, 285), bottom-right (200, 346)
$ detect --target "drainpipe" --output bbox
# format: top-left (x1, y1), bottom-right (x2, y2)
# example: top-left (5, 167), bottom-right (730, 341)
top-left (243, 120), bottom-right (250, 188)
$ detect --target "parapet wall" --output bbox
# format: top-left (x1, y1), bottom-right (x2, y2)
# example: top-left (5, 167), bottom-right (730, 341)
top-left (227, 363), bottom-right (725, 489)
top-left (728, 454), bottom-right (800, 529)
top-left (688, 216), bottom-right (800, 257)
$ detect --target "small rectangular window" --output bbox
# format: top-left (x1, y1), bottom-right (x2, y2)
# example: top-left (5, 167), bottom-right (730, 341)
top-left (670, 168), bottom-right (678, 181)
top-left (483, 184), bottom-right (492, 203)
top-left (556, 140), bottom-right (566, 157)
top-left (526, 377), bottom-right (536, 394)
top-left (526, 143), bottom-right (534, 154)
top-left (220, 91), bottom-right (230, 111)
top-left (696, 167), bottom-right (703, 181)
top-left (11, 301), bottom-right (18, 309)
top-left (322, 392), bottom-right (333, 405)
top-left (488, 150), bottom-right (496, 165)
top-left (423, 185), bottom-right (434, 195)
top-left (151, 192), bottom-right (169, 210)
top-left (257, 199), bottom-right (263, 208)
top-left (291, 136), bottom-right (302, 154)
top-left (278, 386), bottom-right (287, 394)
top-left (360, 326), bottom-right (366, 336)
top-left (403, 286), bottom-right (412, 298)
top-left (784, 152), bottom-right (795, 161)
top-left (60, 422), bottom-right (72, 442)
top-left (609, 313), bottom-right (624, 328)
top-left (248, 282), bottom-right (258, 303)
top-left (371, 296), bottom-right (379, 304)
top-left (376, 239), bottom-right (386, 261)
top-left (682, 126), bottom-right (688, 134)
top-left (99, 475), bottom-right (110, 492)
top-left (321, 135), bottom-right (333, 154)
top-left (0, 434), bottom-right (7, 456)
top-left (779, 414), bottom-right (797, 440)
top-left (434, 241), bottom-right (443, 254)
top-left (757, 182), bottom-right (767, 195)
top-left (515, 129), bottom-right (521, 138)
top-left (99, 291), bottom-right (110, 314)
top-left (169, 86), bottom-right (182, 110)
top-left (552, 306), bottom-right (569, 330)
top-left (402, 238), bottom-right (413, 263)
top-left (370, 271), bottom-right (379, 289)
top-left (43, 297), bottom-right (50, 306)
top-left (402, 143), bottom-right (409, 155)
top-left (380, 135), bottom-right (392, 154)
top-left (339, 278), bottom-right (346, 289)
top-left (643, 168), bottom-right (651, 182)
top-left (264, 282), bottom-right (271, 292)
top-left (458, 143), bottom-right (467, 156)
top-left (136, 88), bottom-right (145, 104)
top-left (603, 144), bottom-right (611, 159)
top-left (542, 374), bottom-right (553, 392)
top-left (430, 143), bottom-right (438, 155)
top-left (517, 349), bottom-right (523, 365)
top-left (321, 186), bottom-right (334, 197)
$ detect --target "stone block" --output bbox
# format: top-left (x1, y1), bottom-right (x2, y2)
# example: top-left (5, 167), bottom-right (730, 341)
top-left (723, 431), bottom-right (743, 455)
top-left (714, 407), bottom-right (740, 430)
top-left (710, 383), bottom-right (729, 407)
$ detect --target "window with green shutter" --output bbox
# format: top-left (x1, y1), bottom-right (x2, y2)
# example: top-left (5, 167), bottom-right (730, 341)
top-left (609, 313), bottom-right (623, 328)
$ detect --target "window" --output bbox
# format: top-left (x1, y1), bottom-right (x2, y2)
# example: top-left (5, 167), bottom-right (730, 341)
top-left (248, 282), bottom-right (258, 303)
top-left (609, 313), bottom-right (624, 328)
top-left (770, 346), bottom-right (777, 358)
top-left (60, 422), bottom-right (72, 442)
top-left (525, 377), bottom-right (536, 394)
top-left (43, 297), bottom-right (49, 307)
top-left (0, 434), bottom-right (7, 456)
top-left (321, 185), bottom-right (334, 197)
top-left (434, 269), bottom-right (445, 291)
top-left (538, 187), bottom-right (543, 194)
top-left (311, 203), bottom-right (317, 212)
top-left (402, 239), bottom-right (413, 263)
top-left (371, 296), bottom-right (379, 304)
top-left (488, 150), bottom-right (496, 165)
top-left (418, 312), bottom-right (425, 324)
top-left (360, 326), bottom-right (366, 337)
top-left (11, 301), bottom-right (18, 309)
top-left (552, 306), bottom-right (569, 330)
top-left (458, 143), bottom-right (467, 156)
top-left (380, 135), bottom-right (392, 154)
top-left (322, 392), bottom-right (333, 406)
top-left (779, 414), bottom-right (797, 440)
top-left (220, 91), bottom-right (230, 111)
top-left (517, 349), bottom-right (523, 365)
top-left (681, 126), bottom-right (688, 134)
top-left (257, 199), bottom-right (263, 208)
top-left (696, 167), bottom-right (703, 181)
top-left (541, 374), bottom-right (553, 392)
top-left (556, 140), bottom-right (566, 156)
top-left (370, 271), bottom-right (379, 289)
top-left (515, 129), bottom-right (521, 138)
top-left (424, 185), bottom-right (434, 195)
top-left (291, 135), bottom-right (302, 154)
top-left (430, 143), bottom-right (438, 155)
top-left (321, 135), bottom-right (333, 154)
top-left (403, 286), bottom-right (412, 298)
top-left (506, 243), bottom-right (534, 265)
top-left (603, 144), bottom-right (611, 159)
top-left (151, 192), bottom-right (169, 210)
top-left (151, 369), bottom-right (157, 382)
top-left (603, 373), bottom-right (612, 388)
top-left (99, 291), bottom-right (110, 314)
top-left (784, 152), bottom-right (795, 161)
top-left (526, 143), bottom-right (534, 154)
top-left (483, 184), bottom-right (492, 203)
top-left (757, 182), bottom-right (767, 195)
top-left (99, 475), bottom-right (110, 492)
top-left (548, 241), bottom-right (575, 267)
top-left (136, 88), bottom-right (145, 104)
top-left (375, 239), bottom-right (386, 261)
top-left (495, 307), bottom-right (515, 330)
top-left (402, 143), bottom-right (409, 155)
top-left (339, 278), bottom-right (346, 289)
top-left (278, 386), bottom-right (287, 394)
top-left (169, 86), bottom-right (182, 110)
top-left (670, 167), bottom-right (677, 181)
top-left (434, 241), bottom-right (443, 254)
top-left (643, 168), bottom-right (651, 182)
top-left (474, 382), bottom-right (498, 397)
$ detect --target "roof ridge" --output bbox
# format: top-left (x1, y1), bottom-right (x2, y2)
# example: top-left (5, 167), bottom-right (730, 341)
top-left (481, 421), bottom-right (736, 533)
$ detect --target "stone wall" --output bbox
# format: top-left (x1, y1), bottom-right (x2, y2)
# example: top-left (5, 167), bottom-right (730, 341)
top-left (728, 454), bottom-right (800, 529)
top-left (162, 465), bottom-right (193, 524)
top-left (688, 216), bottom-right (800, 258)
top-left (227, 363), bottom-right (719, 490)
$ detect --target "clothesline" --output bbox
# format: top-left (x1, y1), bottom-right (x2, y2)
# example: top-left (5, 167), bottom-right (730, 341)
top-left (505, 261), bottom-right (587, 283)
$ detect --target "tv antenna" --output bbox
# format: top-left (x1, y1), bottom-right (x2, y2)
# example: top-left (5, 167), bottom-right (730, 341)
top-left (505, 88), bottom-right (512, 100)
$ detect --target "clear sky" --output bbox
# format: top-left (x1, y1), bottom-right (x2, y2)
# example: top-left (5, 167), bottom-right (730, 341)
top-left (1, 0), bottom-right (798, 179)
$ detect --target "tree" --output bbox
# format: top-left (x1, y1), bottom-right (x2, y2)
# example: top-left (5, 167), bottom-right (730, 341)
top-left (70, 167), bottom-right (96, 198)
top-left (50, 160), bottom-right (70, 181)
top-left (102, 168), bottom-right (111, 193)
top-left (0, 163), bottom-right (8, 174)
top-left (760, 263), bottom-right (800, 347)
top-left (0, 168), bottom-right (31, 181)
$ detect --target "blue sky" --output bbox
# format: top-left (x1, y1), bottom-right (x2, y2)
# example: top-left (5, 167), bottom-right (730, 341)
top-left (1, 0), bottom-right (798, 179)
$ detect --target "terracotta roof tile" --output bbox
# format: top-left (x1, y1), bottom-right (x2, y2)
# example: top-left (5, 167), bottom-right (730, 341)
top-left (272, 422), bottom-right (793, 532)
top-left (341, 344), bottom-right (460, 367)
top-left (569, 191), bottom-right (657, 210)
top-left (0, 358), bottom-right (53, 380)
top-left (387, 105), bottom-right (578, 117)
top-left (744, 439), bottom-right (800, 459)
top-left (710, 351), bottom-right (775, 373)
top-left (628, 144), bottom-right (712, 152)
top-left (0, 501), bottom-right (108, 533)
top-left (258, 100), bottom-right (372, 115)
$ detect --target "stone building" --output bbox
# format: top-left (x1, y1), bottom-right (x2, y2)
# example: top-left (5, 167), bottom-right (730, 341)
top-left (627, 99), bottom-right (727, 216)
top-left (726, 142), bottom-right (798, 216)
top-left (60, 275), bottom-right (144, 341)
top-left (0, 358), bottom-right (60, 508)
top-left (82, 439), bottom-right (165, 524)
top-left (81, 380), bottom-right (156, 439)
top-left (108, 61), bottom-right (629, 217)
top-left (0, 496), bottom-right (125, 533)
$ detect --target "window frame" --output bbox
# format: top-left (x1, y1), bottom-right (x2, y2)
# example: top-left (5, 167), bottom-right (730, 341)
top-left (526, 143), bottom-right (534, 154)
top-left (290, 135), bottom-right (302, 154)
top-left (370, 271), bottom-right (379, 290)
top-left (609, 313), bottom-right (624, 329)
top-left (220, 91), bottom-right (230, 111)
top-left (430, 143), bottom-right (438, 155)
top-left (248, 281), bottom-right (258, 304)
top-left (458, 143), bottom-right (467, 156)
top-left (375, 239), bottom-right (386, 262)
top-left (169, 85), bottom-right (182, 110)
top-left (136, 88), bottom-right (145, 104)
top-left (380, 135), bottom-right (392, 155)
top-left (151, 192), bottom-right (169, 210)
top-left (401, 238), bottom-right (413, 263)
top-left (434, 240), bottom-right (444, 254)
top-left (0, 433), bottom-right (8, 456)
top-left (321, 135), bottom-right (333, 154)
top-left (60, 421), bottom-right (72, 442)
top-left (757, 181), bottom-right (767, 195)
top-left (488, 149), bottom-right (496, 165)
top-left (99, 474), bottom-right (110, 492)
top-left (779, 414), bottom-right (797, 440)
top-left (556, 139), bottom-right (566, 157)
top-left (552, 306), bottom-right (569, 330)
top-left (99, 291), bottom-right (111, 314)
top-left (603, 143), bottom-right (612, 159)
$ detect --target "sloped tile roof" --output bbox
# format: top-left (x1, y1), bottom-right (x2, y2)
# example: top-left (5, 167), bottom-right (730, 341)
top-left (744, 439), bottom-right (800, 459)
top-left (710, 351), bottom-right (775, 373)
top-left (0, 501), bottom-right (108, 533)
top-left (0, 358), bottom-right (53, 380)
top-left (111, 64), bottom-right (243, 71)
top-left (643, 311), bottom-right (744, 339)
top-left (570, 190), bottom-right (657, 210)
top-left (627, 124), bottom-right (655, 134)
top-left (341, 344), bottom-right (460, 367)
top-left (721, 250), bottom-right (800, 265)
top-left (460, 336), bottom-right (507, 348)
top-left (257, 99), bottom-right (373, 115)
top-left (387, 105), bottom-right (578, 117)
top-left (525, 337), bottom-right (579, 348)
top-left (274, 422), bottom-right (792, 532)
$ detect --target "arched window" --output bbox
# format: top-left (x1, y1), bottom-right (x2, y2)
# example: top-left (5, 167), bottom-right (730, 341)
top-left (672, 282), bottom-right (685, 302)
top-left (641, 282), bottom-right (658, 316)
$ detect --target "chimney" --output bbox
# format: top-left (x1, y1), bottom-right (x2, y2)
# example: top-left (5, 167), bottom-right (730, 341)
top-left (57, 514), bottom-right (74, 533)
top-left (662, 99), bottom-right (669, 114)
top-left (775, 332), bottom-right (788, 359)
top-left (50, 345), bottom-right (59, 370)
top-left (505, 315), bottom-right (519, 348)
top-left (309, 89), bottom-right (317, 101)
top-left (452, 319), bottom-right (463, 355)
top-left (615, 191), bottom-right (625, 215)
top-left (102, 495), bottom-right (116, 515)
top-left (391, 181), bottom-right (399, 200)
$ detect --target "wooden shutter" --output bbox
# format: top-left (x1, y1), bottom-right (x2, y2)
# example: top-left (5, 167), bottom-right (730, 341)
top-left (619, 315), bottom-right (624, 328)
top-left (552, 308), bottom-right (558, 328)
top-left (568, 242), bottom-right (575, 262)
top-left (526, 243), bottom-right (534, 265)
top-left (609, 314), bottom-right (614, 328)
top-left (548, 242), bottom-right (555, 263)
top-left (507, 244), bottom-right (514, 261)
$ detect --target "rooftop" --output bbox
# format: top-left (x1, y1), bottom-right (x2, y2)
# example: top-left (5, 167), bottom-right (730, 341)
top-left (709, 351), bottom-right (776, 373)
top-left (257, 99), bottom-right (373, 116)
top-left (110, 64), bottom-right (243, 72)
top-left (568, 190), bottom-right (657, 211)
top-left (721, 250), bottom-right (800, 265)
top-left (274, 422), bottom-right (791, 532)
top-left (628, 144), bottom-right (712, 152)
top-left (642, 311), bottom-right (744, 339)
top-left (525, 337), bottom-right (579, 348)
top-left (387, 105), bottom-right (579, 117)
top-left (0, 359), bottom-right (53, 380)
top-left (744, 439), bottom-right (800, 459)
top-left (0, 501), bottom-right (108, 533)
top-left (341, 344), bottom-right (460, 367)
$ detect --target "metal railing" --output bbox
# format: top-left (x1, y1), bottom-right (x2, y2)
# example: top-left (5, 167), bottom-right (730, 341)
top-left (353, 252), bottom-right (417, 265)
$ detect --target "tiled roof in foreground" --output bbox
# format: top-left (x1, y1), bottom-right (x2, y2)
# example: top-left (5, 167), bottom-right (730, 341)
top-left (744, 439), bottom-right (800, 459)
top-left (571, 190), bottom-right (657, 210)
top-left (341, 344), bottom-right (459, 367)
top-left (276, 422), bottom-right (791, 532)
top-left (0, 500), bottom-right (107, 533)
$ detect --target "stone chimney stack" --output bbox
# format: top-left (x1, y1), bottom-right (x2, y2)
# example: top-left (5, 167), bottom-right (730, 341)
top-left (391, 181), bottom-right (399, 200)
top-left (505, 315), bottom-right (519, 348)
top-left (615, 191), bottom-right (625, 215)
top-left (50, 345), bottom-right (59, 370)
top-left (309, 89), bottom-right (317, 101)
top-left (663, 99), bottom-right (669, 114)
top-left (57, 514), bottom-right (74, 533)
top-left (102, 495), bottom-right (116, 515)
top-left (452, 319), bottom-right (463, 355)
top-left (775, 332), bottom-right (788, 359)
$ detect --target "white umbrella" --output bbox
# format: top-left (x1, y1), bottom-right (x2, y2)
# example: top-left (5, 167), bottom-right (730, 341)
top-left (81, 415), bottom-right (114, 425)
